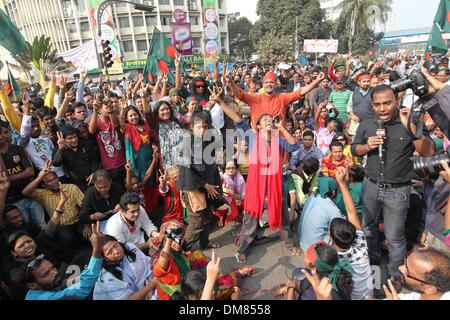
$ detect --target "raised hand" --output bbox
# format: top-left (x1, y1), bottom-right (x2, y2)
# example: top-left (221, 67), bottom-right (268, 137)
top-left (174, 54), bottom-right (181, 69)
top-left (90, 221), bottom-right (105, 258)
top-left (0, 171), bottom-right (10, 192)
top-left (273, 113), bottom-right (283, 129)
top-left (158, 169), bottom-right (168, 187)
top-left (302, 269), bottom-right (333, 300)
top-left (125, 160), bottom-right (133, 173)
top-left (383, 279), bottom-right (400, 300)
top-left (58, 184), bottom-right (70, 205)
top-left (335, 167), bottom-right (347, 184)
top-left (56, 131), bottom-right (66, 150)
top-left (64, 87), bottom-right (75, 101)
top-left (206, 249), bottom-right (221, 281)
top-left (38, 160), bottom-right (52, 178)
top-left (152, 145), bottom-right (160, 159)
top-left (316, 72), bottom-right (325, 82)
top-left (208, 86), bottom-right (223, 104)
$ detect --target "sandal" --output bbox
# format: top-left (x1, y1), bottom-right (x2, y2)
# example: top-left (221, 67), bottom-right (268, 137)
top-left (238, 266), bottom-right (256, 277)
top-left (234, 253), bottom-right (247, 264)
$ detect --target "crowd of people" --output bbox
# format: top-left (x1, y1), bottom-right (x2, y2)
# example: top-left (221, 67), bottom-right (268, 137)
top-left (0, 49), bottom-right (449, 301)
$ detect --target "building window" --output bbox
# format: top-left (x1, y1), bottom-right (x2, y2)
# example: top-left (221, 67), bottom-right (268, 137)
top-left (173, 0), bottom-right (184, 5)
top-left (80, 21), bottom-right (90, 32)
top-left (159, 0), bottom-right (170, 5)
top-left (122, 40), bottom-right (134, 52)
top-left (192, 38), bottom-right (201, 48)
top-left (189, 16), bottom-right (199, 25)
top-left (137, 40), bottom-right (148, 51)
top-left (145, 15), bottom-right (157, 26)
top-left (221, 37), bottom-right (226, 48)
top-left (119, 17), bottom-right (130, 28)
top-left (75, 0), bottom-right (86, 11)
top-left (161, 15), bottom-right (172, 25)
top-left (133, 16), bottom-right (144, 27)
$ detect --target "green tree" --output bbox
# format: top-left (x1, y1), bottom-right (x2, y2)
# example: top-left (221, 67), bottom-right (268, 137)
top-left (228, 17), bottom-right (254, 61)
top-left (255, 32), bottom-right (294, 64)
top-left (335, 0), bottom-right (392, 50)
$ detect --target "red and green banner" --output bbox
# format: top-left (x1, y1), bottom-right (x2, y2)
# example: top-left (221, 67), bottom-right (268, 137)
top-left (5, 62), bottom-right (20, 100)
top-left (426, 0), bottom-right (450, 59)
top-left (143, 28), bottom-right (184, 86)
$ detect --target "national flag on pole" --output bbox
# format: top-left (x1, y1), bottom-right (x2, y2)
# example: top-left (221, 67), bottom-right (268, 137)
top-left (426, 0), bottom-right (450, 59)
top-left (0, 8), bottom-right (25, 55)
top-left (5, 62), bottom-right (20, 100)
top-left (143, 28), bottom-right (184, 87)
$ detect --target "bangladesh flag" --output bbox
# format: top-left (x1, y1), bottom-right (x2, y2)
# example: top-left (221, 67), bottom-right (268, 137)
top-left (0, 9), bottom-right (25, 55)
top-left (143, 28), bottom-right (184, 87)
top-left (426, 0), bottom-right (450, 58)
top-left (5, 62), bottom-right (20, 100)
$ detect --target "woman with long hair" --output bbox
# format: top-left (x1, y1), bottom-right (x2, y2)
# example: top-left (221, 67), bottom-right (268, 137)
top-left (93, 235), bottom-right (155, 300)
top-left (152, 101), bottom-right (185, 170)
top-left (120, 105), bottom-right (159, 212)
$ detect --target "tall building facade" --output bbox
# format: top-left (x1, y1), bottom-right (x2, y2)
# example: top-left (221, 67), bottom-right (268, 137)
top-left (2, 0), bottom-right (230, 62)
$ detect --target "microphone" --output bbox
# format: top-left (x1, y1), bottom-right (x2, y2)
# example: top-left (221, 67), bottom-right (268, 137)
top-left (376, 120), bottom-right (385, 159)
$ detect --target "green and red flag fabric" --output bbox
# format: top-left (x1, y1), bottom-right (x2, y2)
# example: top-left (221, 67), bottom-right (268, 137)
top-left (0, 8), bottom-right (25, 55)
top-left (143, 28), bottom-right (185, 87)
top-left (426, 0), bottom-right (450, 59)
top-left (5, 62), bottom-right (20, 100)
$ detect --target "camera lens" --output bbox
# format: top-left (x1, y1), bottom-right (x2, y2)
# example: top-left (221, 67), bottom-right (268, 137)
top-left (412, 149), bottom-right (450, 178)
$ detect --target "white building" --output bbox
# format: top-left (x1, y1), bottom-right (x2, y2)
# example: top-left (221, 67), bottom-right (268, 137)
top-left (319, 0), bottom-right (396, 33)
top-left (2, 0), bottom-right (230, 63)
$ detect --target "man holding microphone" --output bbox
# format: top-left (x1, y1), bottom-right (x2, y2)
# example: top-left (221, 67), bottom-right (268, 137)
top-left (351, 84), bottom-right (435, 290)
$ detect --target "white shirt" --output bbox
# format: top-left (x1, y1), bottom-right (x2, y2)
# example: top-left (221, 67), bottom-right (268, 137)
top-left (209, 103), bottom-right (224, 130)
top-left (397, 291), bottom-right (450, 300)
top-left (104, 206), bottom-right (157, 246)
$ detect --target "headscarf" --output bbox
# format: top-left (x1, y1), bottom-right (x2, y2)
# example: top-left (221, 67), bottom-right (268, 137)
top-left (318, 177), bottom-right (339, 199)
top-left (306, 242), bottom-right (354, 292)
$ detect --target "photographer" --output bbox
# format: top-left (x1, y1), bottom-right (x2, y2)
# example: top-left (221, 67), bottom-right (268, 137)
top-left (352, 84), bottom-right (435, 289)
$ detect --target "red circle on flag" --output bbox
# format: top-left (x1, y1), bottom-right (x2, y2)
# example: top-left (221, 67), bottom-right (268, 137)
top-left (166, 45), bottom-right (177, 58)
top-left (158, 60), bottom-right (169, 73)
top-left (447, 10), bottom-right (450, 23)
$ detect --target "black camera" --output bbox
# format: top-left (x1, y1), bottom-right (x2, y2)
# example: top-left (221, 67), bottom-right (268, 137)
top-left (412, 148), bottom-right (450, 178)
top-left (165, 227), bottom-right (183, 244)
top-left (391, 54), bottom-right (443, 98)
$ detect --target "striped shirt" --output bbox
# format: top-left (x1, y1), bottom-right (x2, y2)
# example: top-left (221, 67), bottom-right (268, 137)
top-left (31, 184), bottom-right (84, 226)
top-left (329, 90), bottom-right (352, 120)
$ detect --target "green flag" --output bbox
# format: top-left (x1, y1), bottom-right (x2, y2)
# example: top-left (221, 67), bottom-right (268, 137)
top-left (426, 0), bottom-right (450, 57)
top-left (143, 28), bottom-right (185, 87)
top-left (5, 62), bottom-right (20, 101)
top-left (0, 9), bottom-right (25, 55)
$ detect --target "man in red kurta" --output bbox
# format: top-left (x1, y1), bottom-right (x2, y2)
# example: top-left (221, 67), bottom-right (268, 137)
top-left (226, 70), bottom-right (325, 129)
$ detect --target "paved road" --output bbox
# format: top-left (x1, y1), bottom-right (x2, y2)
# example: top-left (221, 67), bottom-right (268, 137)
top-left (192, 221), bottom-right (305, 300)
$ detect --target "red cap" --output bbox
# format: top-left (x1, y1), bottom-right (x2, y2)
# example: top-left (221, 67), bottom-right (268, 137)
top-left (263, 72), bottom-right (277, 83)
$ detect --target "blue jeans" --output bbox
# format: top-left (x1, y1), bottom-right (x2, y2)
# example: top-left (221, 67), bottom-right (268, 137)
top-left (14, 198), bottom-right (47, 230)
top-left (361, 178), bottom-right (410, 278)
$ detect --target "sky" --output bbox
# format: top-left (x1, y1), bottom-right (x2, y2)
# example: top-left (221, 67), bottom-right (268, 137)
top-left (226, 0), bottom-right (442, 30)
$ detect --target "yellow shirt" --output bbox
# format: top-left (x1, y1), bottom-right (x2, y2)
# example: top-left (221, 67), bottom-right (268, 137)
top-left (32, 184), bottom-right (84, 226)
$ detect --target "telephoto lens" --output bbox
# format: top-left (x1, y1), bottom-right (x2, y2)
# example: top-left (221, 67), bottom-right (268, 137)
top-left (412, 148), bottom-right (450, 178)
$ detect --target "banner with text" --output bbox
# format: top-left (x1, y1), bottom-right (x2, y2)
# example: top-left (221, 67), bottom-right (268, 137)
top-left (303, 39), bottom-right (339, 53)
top-left (87, 0), bottom-right (123, 75)
top-left (57, 40), bottom-right (99, 71)
top-left (202, 0), bottom-right (221, 71)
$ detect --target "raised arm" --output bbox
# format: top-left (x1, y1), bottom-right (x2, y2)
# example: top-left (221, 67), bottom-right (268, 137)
top-left (335, 167), bottom-right (362, 230)
top-left (56, 88), bottom-right (75, 119)
top-left (88, 98), bottom-right (101, 135)
top-left (314, 99), bottom-right (328, 131)
top-left (152, 73), bottom-right (163, 101)
top-left (44, 75), bottom-right (57, 109)
top-left (174, 55), bottom-right (182, 89)
top-left (299, 72), bottom-right (325, 97)
top-left (209, 87), bottom-right (241, 124)
top-left (0, 84), bottom-right (22, 132)
top-left (22, 160), bottom-right (52, 198)
top-left (0, 171), bottom-right (10, 220)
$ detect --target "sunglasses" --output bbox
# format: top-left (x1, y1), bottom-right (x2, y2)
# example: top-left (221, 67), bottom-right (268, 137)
top-left (26, 254), bottom-right (45, 280)
top-left (403, 256), bottom-right (437, 288)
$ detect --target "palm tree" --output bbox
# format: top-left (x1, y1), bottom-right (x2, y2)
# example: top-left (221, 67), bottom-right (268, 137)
top-left (336, 0), bottom-right (392, 50)
top-left (15, 35), bottom-right (74, 75)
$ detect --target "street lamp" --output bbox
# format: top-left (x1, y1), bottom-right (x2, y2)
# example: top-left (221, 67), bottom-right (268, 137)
top-left (97, 0), bottom-right (155, 37)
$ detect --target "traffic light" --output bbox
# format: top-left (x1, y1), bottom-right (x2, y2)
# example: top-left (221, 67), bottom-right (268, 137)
top-left (102, 40), bottom-right (113, 68)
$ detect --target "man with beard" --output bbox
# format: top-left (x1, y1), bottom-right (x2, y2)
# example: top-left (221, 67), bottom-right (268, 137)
top-left (24, 221), bottom-right (105, 300)
top-left (347, 72), bottom-right (374, 136)
top-left (383, 247), bottom-right (450, 300)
